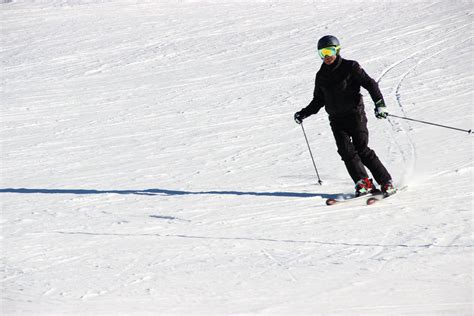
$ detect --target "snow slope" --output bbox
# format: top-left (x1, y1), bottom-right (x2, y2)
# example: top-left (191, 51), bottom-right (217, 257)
top-left (1, 0), bottom-right (473, 314)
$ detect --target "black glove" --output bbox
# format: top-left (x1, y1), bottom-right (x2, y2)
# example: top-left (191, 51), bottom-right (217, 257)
top-left (294, 111), bottom-right (306, 124)
top-left (374, 99), bottom-right (388, 119)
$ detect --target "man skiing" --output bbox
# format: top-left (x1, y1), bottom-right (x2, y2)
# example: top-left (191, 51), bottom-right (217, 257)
top-left (294, 35), bottom-right (396, 197)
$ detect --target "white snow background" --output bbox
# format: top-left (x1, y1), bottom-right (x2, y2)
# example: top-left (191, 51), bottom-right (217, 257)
top-left (1, 0), bottom-right (473, 315)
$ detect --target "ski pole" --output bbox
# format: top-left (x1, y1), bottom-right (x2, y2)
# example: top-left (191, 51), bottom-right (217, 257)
top-left (388, 114), bottom-right (472, 134)
top-left (300, 122), bottom-right (323, 185)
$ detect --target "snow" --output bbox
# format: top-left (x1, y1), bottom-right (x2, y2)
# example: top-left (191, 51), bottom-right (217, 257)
top-left (1, 0), bottom-right (473, 315)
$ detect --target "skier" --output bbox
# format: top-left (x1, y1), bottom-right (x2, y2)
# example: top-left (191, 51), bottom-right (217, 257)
top-left (294, 35), bottom-right (396, 197)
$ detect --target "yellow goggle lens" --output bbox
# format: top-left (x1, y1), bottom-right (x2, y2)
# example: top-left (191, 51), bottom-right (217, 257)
top-left (318, 46), bottom-right (340, 58)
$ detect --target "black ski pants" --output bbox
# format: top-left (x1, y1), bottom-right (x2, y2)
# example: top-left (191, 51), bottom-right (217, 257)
top-left (330, 112), bottom-right (391, 186)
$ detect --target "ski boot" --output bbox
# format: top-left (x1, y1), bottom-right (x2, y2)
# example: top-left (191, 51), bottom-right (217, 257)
top-left (355, 178), bottom-right (377, 197)
top-left (381, 180), bottom-right (397, 197)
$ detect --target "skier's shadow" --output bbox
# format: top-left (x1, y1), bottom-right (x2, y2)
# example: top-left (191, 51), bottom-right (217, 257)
top-left (0, 188), bottom-right (335, 199)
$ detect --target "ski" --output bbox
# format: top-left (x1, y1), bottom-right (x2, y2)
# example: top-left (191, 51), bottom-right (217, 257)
top-left (326, 190), bottom-right (381, 206)
top-left (366, 185), bottom-right (408, 205)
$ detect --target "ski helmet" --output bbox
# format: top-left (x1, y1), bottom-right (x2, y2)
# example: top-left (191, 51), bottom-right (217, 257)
top-left (317, 35), bottom-right (340, 50)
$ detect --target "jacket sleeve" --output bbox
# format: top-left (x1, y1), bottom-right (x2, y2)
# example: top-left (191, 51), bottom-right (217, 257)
top-left (351, 62), bottom-right (384, 104)
top-left (299, 77), bottom-right (325, 118)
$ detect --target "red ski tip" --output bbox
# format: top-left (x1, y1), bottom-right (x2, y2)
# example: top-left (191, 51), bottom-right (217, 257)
top-left (366, 197), bottom-right (378, 205)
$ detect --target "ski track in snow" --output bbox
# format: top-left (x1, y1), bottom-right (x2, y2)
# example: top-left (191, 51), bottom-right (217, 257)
top-left (1, 1), bottom-right (473, 315)
top-left (376, 20), bottom-right (473, 186)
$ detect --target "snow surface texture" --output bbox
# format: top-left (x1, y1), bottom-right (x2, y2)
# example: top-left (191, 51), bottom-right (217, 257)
top-left (1, 0), bottom-right (473, 315)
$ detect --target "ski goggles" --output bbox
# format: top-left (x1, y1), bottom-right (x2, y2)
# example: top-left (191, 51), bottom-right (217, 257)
top-left (318, 46), bottom-right (340, 59)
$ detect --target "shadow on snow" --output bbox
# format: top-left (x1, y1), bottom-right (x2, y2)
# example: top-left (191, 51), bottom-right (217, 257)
top-left (0, 188), bottom-right (336, 199)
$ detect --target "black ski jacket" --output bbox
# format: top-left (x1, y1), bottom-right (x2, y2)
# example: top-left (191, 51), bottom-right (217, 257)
top-left (299, 56), bottom-right (384, 121)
